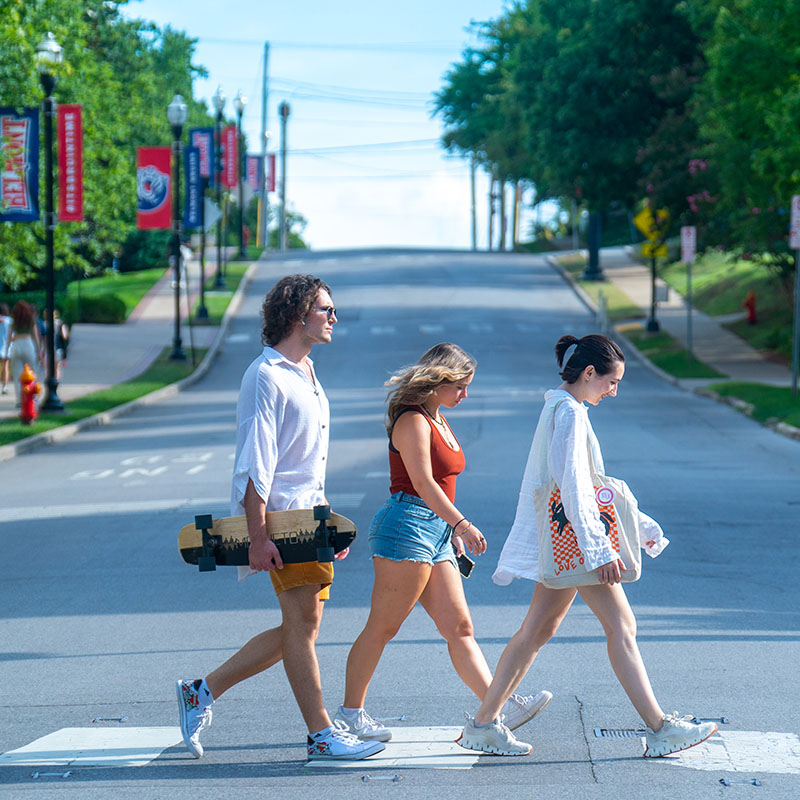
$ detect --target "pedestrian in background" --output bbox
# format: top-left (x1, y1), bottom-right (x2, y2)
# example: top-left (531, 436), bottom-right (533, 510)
top-left (0, 303), bottom-right (11, 395)
top-left (458, 334), bottom-right (717, 758)
top-left (8, 301), bottom-right (43, 407)
top-left (334, 343), bottom-right (551, 743)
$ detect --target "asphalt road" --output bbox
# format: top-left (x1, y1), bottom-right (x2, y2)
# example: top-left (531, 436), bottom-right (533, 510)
top-left (2, 249), bottom-right (799, 799)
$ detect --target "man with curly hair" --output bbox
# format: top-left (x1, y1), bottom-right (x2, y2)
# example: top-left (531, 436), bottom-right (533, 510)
top-left (176, 274), bottom-right (384, 762)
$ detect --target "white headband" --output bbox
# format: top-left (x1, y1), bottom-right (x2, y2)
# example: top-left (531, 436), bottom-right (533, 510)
top-left (562, 342), bottom-right (578, 366)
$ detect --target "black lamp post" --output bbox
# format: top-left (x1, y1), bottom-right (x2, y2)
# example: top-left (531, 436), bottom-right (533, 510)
top-left (233, 90), bottom-right (247, 259)
top-left (278, 100), bottom-right (290, 251)
top-left (35, 32), bottom-right (65, 412)
top-left (167, 93), bottom-right (187, 361)
top-left (212, 86), bottom-right (226, 288)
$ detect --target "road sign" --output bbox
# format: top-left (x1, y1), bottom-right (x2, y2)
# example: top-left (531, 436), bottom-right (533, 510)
top-left (642, 242), bottom-right (668, 258)
top-left (203, 198), bottom-right (221, 231)
top-left (681, 226), bottom-right (696, 263)
top-left (790, 195), bottom-right (800, 250)
top-left (634, 207), bottom-right (670, 240)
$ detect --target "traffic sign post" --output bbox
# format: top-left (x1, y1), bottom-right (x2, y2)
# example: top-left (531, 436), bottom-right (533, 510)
top-left (790, 196), bottom-right (800, 396)
top-left (681, 226), bottom-right (697, 359)
top-left (634, 206), bottom-right (670, 333)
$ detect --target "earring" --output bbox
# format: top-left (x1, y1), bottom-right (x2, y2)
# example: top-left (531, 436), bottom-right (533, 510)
top-left (301, 320), bottom-right (306, 326)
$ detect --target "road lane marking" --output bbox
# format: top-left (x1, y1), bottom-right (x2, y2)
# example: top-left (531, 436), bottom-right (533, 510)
top-left (419, 324), bottom-right (444, 335)
top-left (370, 325), bottom-right (396, 335)
top-left (305, 726), bottom-right (478, 770)
top-left (327, 492), bottom-right (366, 509)
top-left (0, 727), bottom-right (182, 768)
top-left (3, 498), bottom-right (230, 520)
top-left (654, 731), bottom-right (800, 775)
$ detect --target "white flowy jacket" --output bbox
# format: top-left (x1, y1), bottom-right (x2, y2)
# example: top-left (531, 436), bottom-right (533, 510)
top-left (493, 389), bottom-right (669, 586)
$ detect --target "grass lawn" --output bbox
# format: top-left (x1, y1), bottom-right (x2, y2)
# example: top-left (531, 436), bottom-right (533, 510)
top-left (0, 348), bottom-right (206, 447)
top-left (193, 262), bottom-right (250, 325)
top-left (660, 251), bottom-right (794, 361)
top-left (66, 267), bottom-right (165, 317)
top-left (556, 254), bottom-right (643, 321)
top-left (707, 381), bottom-right (800, 428)
top-left (620, 323), bottom-right (725, 379)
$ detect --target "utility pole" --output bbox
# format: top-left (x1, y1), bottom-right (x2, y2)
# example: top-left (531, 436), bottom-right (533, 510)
top-left (259, 42), bottom-right (269, 248)
top-left (470, 154), bottom-right (477, 251)
top-left (488, 169), bottom-right (495, 252)
top-left (499, 178), bottom-right (506, 252)
top-left (278, 100), bottom-right (290, 251)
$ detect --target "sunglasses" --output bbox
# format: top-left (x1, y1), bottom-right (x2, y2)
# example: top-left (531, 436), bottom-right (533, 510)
top-left (314, 305), bottom-right (337, 319)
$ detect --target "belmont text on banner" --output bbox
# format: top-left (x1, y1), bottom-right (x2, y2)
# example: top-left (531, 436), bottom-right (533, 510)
top-left (0, 107), bottom-right (40, 222)
top-left (184, 145), bottom-right (202, 229)
top-left (57, 104), bottom-right (83, 222)
top-left (136, 146), bottom-right (171, 229)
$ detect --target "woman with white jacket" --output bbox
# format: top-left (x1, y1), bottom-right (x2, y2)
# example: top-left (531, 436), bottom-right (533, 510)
top-left (457, 334), bottom-right (718, 758)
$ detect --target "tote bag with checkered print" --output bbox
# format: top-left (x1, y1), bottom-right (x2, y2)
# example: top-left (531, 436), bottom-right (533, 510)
top-left (534, 420), bottom-right (642, 589)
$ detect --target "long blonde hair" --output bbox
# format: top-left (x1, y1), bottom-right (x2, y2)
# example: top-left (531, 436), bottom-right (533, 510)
top-left (385, 342), bottom-right (476, 433)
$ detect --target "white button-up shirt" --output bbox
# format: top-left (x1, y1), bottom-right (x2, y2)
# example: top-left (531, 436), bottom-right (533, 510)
top-left (493, 389), bottom-right (668, 586)
top-left (231, 346), bottom-right (329, 580)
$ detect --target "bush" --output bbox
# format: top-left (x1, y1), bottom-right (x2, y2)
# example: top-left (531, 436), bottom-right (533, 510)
top-left (61, 293), bottom-right (127, 324)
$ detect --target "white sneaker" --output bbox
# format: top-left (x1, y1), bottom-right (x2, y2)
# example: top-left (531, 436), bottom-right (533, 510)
top-left (643, 712), bottom-right (718, 757)
top-left (333, 706), bottom-right (392, 741)
top-left (500, 690), bottom-right (553, 731)
top-left (307, 721), bottom-right (386, 760)
top-left (457, 715), bottom-right (532, 756)
top-left (176, 679), bottom-right (213, 758)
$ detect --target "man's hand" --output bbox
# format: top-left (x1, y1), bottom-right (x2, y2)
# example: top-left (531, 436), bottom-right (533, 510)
top-left (597, 558), bottom-right (626, 585)
top-left (248, 536), bottom-right (284, 572)
top-left (334, 547), bottom-right (350, 561)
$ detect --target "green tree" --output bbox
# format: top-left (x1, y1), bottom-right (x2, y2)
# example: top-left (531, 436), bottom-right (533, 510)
top-left (695, 0), bottom-right (800, 285)
top-left (0, 0), bottom-right (212, 291)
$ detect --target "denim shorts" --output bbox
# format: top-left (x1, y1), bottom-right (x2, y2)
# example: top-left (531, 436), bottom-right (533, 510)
top-left (368, 492), bottom-right (457, 567)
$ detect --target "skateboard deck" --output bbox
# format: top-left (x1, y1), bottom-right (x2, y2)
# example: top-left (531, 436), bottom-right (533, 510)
top-left (178, 505), bottom-right (357, 572)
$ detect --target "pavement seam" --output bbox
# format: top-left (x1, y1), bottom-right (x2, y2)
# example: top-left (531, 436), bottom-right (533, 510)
top-left (546, 254), bottom-right (800, 443)
top-left (575, 694), bottom-right (599, 783)
top-left (0, 259), bottom-right (261, 463)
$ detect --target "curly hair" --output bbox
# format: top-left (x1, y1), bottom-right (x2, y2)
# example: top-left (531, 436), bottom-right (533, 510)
top-left (555, 333), bottom-right (624, 383)
top-left (260, 274), bottom-right (332, 346)
top-left (385, 342), bottom-right (477, 433)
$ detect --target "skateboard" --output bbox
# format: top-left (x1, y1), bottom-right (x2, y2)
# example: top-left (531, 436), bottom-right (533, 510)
top-left (178, 505), bottom-right (357, 572)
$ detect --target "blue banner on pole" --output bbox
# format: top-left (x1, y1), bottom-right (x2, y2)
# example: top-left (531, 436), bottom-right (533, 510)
top-left (184, 145), bottom-right (202, 229)
top-left (0, 107), bottom-right (40, 222)
top-left (189, 127), bottom-right (215, 188)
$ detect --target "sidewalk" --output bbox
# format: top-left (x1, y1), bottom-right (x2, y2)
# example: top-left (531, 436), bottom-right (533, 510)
top-left (0, 252), bottom-right (231, 420)
top-left (572, 246), bottom-right (793, 389)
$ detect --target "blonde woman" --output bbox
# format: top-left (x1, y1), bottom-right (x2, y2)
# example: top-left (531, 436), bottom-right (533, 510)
top-left (334, 343), bottom-right (551, 741)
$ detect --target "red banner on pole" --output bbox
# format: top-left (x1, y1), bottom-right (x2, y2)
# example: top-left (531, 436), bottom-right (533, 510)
top-left (57, 104), bottom-right (83, 221)
top-left (267, 153), bottom-right (276, 193)
top-left (222, 124), bottom-right (237, 188)
top-left (136, 146), bottom-right (171, 229)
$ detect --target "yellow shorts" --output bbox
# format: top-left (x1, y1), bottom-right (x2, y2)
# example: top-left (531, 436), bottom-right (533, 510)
top-left (269, 560), bottom-right (333, 600)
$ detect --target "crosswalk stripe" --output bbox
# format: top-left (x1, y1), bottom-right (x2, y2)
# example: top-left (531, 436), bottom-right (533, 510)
top-left (0, 727), bottom-right (182, 768)
top-left (305, 726), bottom-right (479, 770)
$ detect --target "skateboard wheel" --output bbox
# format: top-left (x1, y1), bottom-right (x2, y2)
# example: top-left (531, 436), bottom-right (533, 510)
top-left (316, 546), bottom-right (335, 563)
top-left (313, 505), bottom-right (331, 521)
top-left (195, 514), bottom-right (213, 530)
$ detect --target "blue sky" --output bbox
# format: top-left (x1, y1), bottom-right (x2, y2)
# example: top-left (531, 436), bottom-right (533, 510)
top-left (122, 0), bottom-right (546, 249)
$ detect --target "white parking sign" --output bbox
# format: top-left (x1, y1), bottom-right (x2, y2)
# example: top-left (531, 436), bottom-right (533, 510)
top-left (790, 195), bottom-right (800, 250)
top-left (681, 226), bottom-right (696, 264)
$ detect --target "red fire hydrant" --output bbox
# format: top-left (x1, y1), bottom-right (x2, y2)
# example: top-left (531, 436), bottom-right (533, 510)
top-left (19, 363), bottom-right (41, 426)
top-left (743, 289), bottom-right (757, 325)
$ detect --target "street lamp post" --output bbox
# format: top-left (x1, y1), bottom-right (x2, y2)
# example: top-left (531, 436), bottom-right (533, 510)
top-left (233, 90), bottom-right (247, 259)
top-left (167, 93), bottom-right (187, 361)
top-left (278, 100), bottom-right (290, 251)
top-left (212, 86), bottom-right (226, 288)
top-left (35, 32), bottom-right (65, 412)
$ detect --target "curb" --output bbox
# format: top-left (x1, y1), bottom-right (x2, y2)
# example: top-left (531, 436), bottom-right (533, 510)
top-left (546, 254), bottom-right (800, 443)
top-left (0, 258), bottom-right (260, 462)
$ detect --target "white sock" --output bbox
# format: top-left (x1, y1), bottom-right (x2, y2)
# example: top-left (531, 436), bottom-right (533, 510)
top-left (340, 706), bottom-right (362, 716)
top-left (311, 725), bottom-right (334, 739)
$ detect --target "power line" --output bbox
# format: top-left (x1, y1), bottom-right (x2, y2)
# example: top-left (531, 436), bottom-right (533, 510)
top-left (288, 138), bottom-right (439, 155)
top-left (198, 37), bottom-right (461, 54)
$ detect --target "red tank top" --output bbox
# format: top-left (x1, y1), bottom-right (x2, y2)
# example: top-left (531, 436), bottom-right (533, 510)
top-left (388, 407), bottom-right (465, 503)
